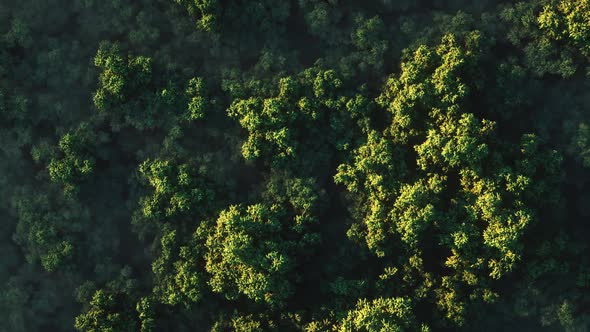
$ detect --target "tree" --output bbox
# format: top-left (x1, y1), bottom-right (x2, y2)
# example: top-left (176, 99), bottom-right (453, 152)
top-left (2, 0), bottom-right (589, 330)
top-left (346, 15), bottom-right (389, 73)
top-left (93, 42), bottom-right (208, 132)
top-left (499, 1), bottom-right (579, 78)
top-left (48, 123), bottom-right (98, 196)
top-left (227, 68), bottom-right (372, 171)
top-left (133, 158), bottom-right (216, 239)
top-left (174, 0), bottom-right (220, 32)
top-left (206, 203), bottom-right (298, 307)
top-left (151, 228), bottom-right (208, 307)
top-left (12, 192), bottom-right (80, 272)
top-left (538, 0), bottom-right (590, 58)
top-left (339, 297), bottom-right (429, 332)
top-left (75, 268), bottom-right (139, 332)
top-left (335, 34), bottom-right (562, 326)
top-left (205, 176), bottom-right (323, 307)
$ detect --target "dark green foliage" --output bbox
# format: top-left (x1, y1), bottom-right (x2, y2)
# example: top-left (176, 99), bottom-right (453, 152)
top-left (12, 189), bottom-right (85, 272)
top-left (174, 0), bottom-right (220, 32)
top-left (1, 0), bottom-right (589, 331)
top-left (48, 123), bottom-right (99, 196)
top-left (74, 268), bottom-right (139, 332)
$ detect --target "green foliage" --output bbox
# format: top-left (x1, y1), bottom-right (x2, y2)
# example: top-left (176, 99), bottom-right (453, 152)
top-left (12, 191), bottom-right (83, 272)
top-left (573, 122), bottom-right (590, 167)
top-left (93, 42), bottom-right (153, 119)
top-left (75, 289), bottom-right (138, 332)
top-left (499, 1), bottom-right (583, 78)
top-left (336, 34), bottom-right (563, 326)
top-left (339, 297), bottom-right (429, 332)
top-left (138, 158), bottom-right (215, 222)
top-left (185, 77), bottom-right (208, 120)
top-left (205, 175), bottom-right (322, 307)
top-left (48, 123), bottom-right (98, 196)
top-left (2, 0), bottom-right (589, 331)
top-left (174, 0), bottom-right (220, 32)
top-left (348, 15), bottom-right (389, 72)
top-left (298, 0), bottom-right (343, 44)
top-left (136, 297), bottom-right (156, 332)
top-left (151, 228), bottom-right (207, 307)
top-left (75, 269), bottom-right (139, 332)
top-left (93, 43), bottom-right (209, 131)
top-left (206, 204), bottom-right (296, 306)
top-left (211, 312), bottom-right (279, 332)
top-left (175, 0), bottom-right (290, 37)
top-left (538, 0), bottom-right (590, 57)
top-left (228, 68), bottom-right (372, 169)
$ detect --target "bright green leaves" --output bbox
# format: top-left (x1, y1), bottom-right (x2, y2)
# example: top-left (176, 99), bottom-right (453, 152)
top-left (335, 130), bottom-right (405, 197)
top-left (335, 130), bottom-right (406, 254)
top-left (138, 158), bottom-right (214, 222)
top-left (312, 69), bottom-right (343, 100)
top-left (377, 45), bottom-right (435, 144)
top-left (377, 33), bottom-right (480, 144)
top-left (339, 297), bottom-right (429, 332)
top-left (93, 42), bottom-right (152, 115)
top-left (538, 0), bottom-right (590, 57)
top-left (336, 33), bottom-right (563, 327)
top-left (457, 169), bottom-right (530, 280)
top-left (136, 297), bottom-right (156, 332)
top-left (205, 204), bottom-right (295, 307)
top-left (48, 45), bottom-right (211, 201)
top-left (93, 43), bottom-right (209, 131)
top-left (75, 290), bottom-right (137, 332)
top-left (391, 177), bottom-right (443, 250)
top-left (500, 1), bottom-right (582, 78)
top-left (93, 42), bottom-right (156, 130)
top-left (537, 5), bottom-right (562, 40)
top-left (151, 229), bottom-right (206, 306)
top-left (228, 68), bottom-right (372, 169)
top-left (415, 112), bottom-right (494, 172)
top-left (228, 96), bottom-right (284, 162)
top-left (431, 34), bottom-right (475, 104)
top-left (185, 77), bottom-right (208, 120)
top-left (133, 156), bottom-right (226, 311)
top-left (210, 313), bottom-right (277, 332)
top-left (137, 156), bottom-right (324, 311)
top-left (227, 76), bottom-right (307, 165)
top-left (205, 176), bottom-right (322, 307)
top-left (74, 269), bottom-right (139, 332)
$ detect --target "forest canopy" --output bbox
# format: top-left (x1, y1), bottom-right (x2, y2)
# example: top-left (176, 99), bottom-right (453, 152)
top-left (1, 0), bottom-right (590, 331)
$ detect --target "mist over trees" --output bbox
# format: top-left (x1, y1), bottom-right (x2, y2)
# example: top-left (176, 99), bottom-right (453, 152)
top-left (1, 0), bottom-right (590, 331)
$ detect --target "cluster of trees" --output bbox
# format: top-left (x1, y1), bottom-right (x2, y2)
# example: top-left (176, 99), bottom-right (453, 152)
top-left (1, 0), bottom-right (590, 331)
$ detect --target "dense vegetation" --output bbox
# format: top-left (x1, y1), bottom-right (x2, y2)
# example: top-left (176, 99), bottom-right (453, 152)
top-left (1, 0), bottom-right (590, 331)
